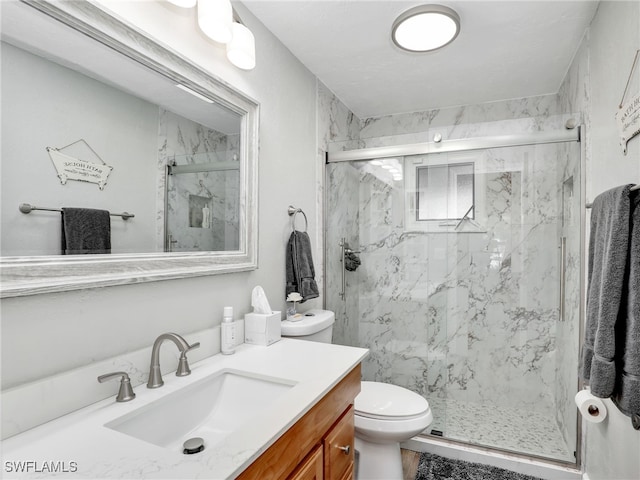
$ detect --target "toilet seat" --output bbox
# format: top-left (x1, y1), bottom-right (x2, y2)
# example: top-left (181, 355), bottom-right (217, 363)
top-left (355, 381), bottom-right (430, 421)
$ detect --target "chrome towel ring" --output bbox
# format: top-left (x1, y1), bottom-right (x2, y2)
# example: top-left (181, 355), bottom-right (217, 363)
top-left (288, 205), bottom-right (308, 232)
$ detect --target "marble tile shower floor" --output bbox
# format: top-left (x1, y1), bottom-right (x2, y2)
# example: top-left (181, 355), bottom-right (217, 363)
top-left (426, 398), bottom-right (575, 463)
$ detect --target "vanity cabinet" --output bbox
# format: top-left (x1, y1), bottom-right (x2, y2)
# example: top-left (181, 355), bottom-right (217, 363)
top-left (237, 364), bottom-right (360, 480)
top-left (323, 406), bottom-right (354, 480)
top-left (288, 446), bottom-right (323, 480)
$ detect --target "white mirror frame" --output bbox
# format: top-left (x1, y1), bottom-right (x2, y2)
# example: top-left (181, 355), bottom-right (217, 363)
top-left (0, 0), bottom-right (259, 298)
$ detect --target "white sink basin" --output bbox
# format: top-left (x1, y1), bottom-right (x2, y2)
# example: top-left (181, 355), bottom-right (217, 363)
top-left (105, 369), bottom-right (296, 452)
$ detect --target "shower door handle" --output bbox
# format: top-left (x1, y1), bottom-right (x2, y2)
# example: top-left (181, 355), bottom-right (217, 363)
top-left (559, 236), bottom-right (566, 322)
top-left (340, 238), bottom-right (347, 299)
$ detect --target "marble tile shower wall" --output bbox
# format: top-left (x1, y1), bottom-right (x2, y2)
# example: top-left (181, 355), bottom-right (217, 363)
top-left (338, 143), bottom-right (563, 415)
top-left (358, 94), bottom-right (564, 143)
top-left (322, 90), bottom-right (581, 450)
top-left (157, 108), bottom-right (240, 251)
top-left (317, 81), bottom-right (361, 333)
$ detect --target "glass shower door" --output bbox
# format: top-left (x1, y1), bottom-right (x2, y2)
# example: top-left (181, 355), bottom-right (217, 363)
top-left (325, 139), bottom-right (581, 463)
top-left (164, 152), bottom-right (240, 252)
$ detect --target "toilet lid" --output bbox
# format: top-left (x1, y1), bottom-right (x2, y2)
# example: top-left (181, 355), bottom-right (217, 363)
top-left (355, 381), bottom-right (430, 420)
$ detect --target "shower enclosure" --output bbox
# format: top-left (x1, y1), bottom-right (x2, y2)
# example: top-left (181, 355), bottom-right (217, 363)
top-left (325, 124), bottom-right (583, 464)
top-left (164, 152), bottom-right (240, 252)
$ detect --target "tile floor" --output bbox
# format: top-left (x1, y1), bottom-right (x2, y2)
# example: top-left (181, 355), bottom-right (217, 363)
top-left (427, 398), bottom-right (574, 462)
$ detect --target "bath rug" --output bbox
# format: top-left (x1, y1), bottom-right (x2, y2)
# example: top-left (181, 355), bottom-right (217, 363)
top-left (415, 452), bottom-right (543, 480)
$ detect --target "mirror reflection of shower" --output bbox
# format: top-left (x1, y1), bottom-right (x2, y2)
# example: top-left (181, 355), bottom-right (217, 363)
top-left (164, 152), bottom-right (240, 252)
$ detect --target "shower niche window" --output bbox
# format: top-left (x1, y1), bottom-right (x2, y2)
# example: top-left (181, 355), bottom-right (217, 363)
top-left (405, 155), bottom-right (482, 232)
top-left (417, 163), bottom-right (474, 220)
top-left (188, 195), bottom-right (212, 229)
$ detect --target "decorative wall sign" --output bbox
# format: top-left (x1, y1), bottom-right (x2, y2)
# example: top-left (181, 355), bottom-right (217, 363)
top-left (46, 139), bottom-right (113, 190)
top-left (616, 92), bottom-right (640, 155)
top-left (616, 49), bottom-right (640, 155)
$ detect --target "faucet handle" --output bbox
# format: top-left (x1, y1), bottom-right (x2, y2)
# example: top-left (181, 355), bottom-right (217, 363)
top-left (176, 342), bottom-right (200, 377)
top-left (98, 371), bottom-right (136, 402)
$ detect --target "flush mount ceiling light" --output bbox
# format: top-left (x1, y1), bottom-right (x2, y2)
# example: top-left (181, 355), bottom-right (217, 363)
top-left (392, 4), bottom-right (460, 52)
top-left (175, 84), bottom-right (214, 103)
top-left (166, 0), bottom-right (197, 7)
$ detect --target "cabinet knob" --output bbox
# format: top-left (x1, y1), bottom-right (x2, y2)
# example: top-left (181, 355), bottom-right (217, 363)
top-left (337, 444), bottom-right (350, 455)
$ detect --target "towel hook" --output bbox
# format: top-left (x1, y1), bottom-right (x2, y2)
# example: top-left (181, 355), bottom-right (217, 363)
top-left (288, 205), bottom-right (308, 232)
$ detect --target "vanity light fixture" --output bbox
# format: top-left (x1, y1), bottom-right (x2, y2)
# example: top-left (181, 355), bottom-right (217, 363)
top-left (226, 22), bottom-right (256, 70)
top-left (391, 4), bottom-right (460, 52)
top-left (167, 0), bottom-right (256, 70)
top-left (198, 0), bottom-right (234, 44)
top-left (175, 84), bottom-right (214, 103)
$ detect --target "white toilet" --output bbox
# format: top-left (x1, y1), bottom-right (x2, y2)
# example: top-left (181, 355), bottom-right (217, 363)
top-left (281, 309), bottom-right (433, 480)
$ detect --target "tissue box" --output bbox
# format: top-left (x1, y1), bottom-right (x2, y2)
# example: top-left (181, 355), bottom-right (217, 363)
top-left (244, 311), bottom-right (281, 346)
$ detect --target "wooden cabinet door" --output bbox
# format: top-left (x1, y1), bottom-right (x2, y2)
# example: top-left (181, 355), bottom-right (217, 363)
top-left (339, 463), bottom-right (353, 480)
top-left (323, 406), bottom-right (354, 480)
top-left (288, 445), bottom-right (323, 480)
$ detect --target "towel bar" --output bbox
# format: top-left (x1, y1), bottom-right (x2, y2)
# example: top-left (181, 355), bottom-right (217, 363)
top-left (19, 203), bottom-right (134, 220)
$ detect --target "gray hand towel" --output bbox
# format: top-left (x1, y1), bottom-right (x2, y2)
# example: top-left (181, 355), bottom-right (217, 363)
top-left (613, 189), bottom-right (640, 417)
top-left (285, 230), bottom-right (319, 303)
top-left (581, 185), bottom-right (631, 398)
top-left (61, 207), bottom-right (111, 255)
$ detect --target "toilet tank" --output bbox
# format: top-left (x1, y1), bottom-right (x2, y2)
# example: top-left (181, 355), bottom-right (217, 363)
top-left (280, 309), bottom-right (335, 343)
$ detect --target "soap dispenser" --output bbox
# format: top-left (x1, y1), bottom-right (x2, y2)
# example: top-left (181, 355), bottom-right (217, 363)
top-left (221, 306), bottom-right (236, 355)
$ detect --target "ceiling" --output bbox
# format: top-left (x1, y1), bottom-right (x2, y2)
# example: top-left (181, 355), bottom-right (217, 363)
top-left (242, 0), bottom-right (600, 119)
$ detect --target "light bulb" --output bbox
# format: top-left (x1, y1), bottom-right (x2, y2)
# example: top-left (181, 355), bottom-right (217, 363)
top-left (226, 22), bottom-right (256, 70)
top-left (197, 0), bottom-right (233, 44)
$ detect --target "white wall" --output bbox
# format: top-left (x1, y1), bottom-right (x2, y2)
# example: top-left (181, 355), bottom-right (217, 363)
top-left (564, 1), bottom-right (640, 479)
top-left (0, 0), bottom-right (321, 393)
top-left (0, 41), bottom-right (159, 255)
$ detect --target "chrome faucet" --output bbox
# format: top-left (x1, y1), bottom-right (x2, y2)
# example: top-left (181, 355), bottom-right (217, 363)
top-left (147, 333), bottom-right (200, 388)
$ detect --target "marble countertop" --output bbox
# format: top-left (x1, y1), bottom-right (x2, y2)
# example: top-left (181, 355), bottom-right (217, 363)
top-left (1, 339), bottom-right (368, 479)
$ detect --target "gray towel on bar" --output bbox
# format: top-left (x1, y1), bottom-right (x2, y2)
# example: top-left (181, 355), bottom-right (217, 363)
top-left (61, 207), bottom-right (111, 255)
top-left (613, 189), bottom-right (640, 417)
top-left (581, 185), bottom-right (631, 398)
top-left (285, 230), bottom-right (319, 303)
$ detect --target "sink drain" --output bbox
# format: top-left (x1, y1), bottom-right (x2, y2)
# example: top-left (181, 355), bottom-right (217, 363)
top-left (183, 437), bottom-right (205, 455)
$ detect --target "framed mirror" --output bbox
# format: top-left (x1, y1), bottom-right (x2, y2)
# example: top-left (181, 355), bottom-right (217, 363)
top-left (0, 0), bottom-right (259, 297)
